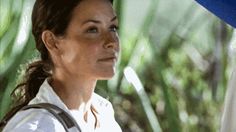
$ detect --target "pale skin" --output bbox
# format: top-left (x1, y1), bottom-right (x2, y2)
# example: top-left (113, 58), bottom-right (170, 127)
top-left (41, 0), bottom-right (119, 124)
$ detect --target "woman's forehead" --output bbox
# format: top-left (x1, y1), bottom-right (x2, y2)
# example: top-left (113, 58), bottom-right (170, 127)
top-left (69, 0), bottom-right (116, 24)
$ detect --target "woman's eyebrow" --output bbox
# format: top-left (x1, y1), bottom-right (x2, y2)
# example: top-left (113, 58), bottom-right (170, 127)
top-left (82, 16), bottom-right (117, 25)
top-left (82, 19), bottom-right (101, 25)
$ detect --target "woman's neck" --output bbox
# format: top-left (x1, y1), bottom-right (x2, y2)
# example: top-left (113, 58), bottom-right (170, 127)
top-left (49, 71), bottom-right (97, 113)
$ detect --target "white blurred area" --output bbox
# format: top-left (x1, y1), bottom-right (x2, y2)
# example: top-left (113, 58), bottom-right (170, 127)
top-left (229, 30), bottom-right (236, 65)
top-left (221, 29), bottom-right (236, 132)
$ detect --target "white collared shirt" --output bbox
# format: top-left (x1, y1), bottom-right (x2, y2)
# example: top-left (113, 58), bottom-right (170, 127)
top-left (3, 79), bottom-right (122, 132)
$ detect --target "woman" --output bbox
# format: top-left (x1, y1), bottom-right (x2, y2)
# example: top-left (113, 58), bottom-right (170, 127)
top-left (1, 0), bottom-right (121, 131)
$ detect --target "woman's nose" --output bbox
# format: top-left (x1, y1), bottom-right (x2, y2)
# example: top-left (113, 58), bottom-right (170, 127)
top-left (103, 32), bottom-right (119, 51)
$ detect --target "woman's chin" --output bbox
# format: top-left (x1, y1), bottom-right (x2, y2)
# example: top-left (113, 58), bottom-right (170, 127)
top-left (100, 74), bottom-right (115, 80)
top-left (97, 70), bottom-right (116, 80)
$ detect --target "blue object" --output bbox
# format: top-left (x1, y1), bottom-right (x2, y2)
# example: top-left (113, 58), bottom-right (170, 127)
top-left (195, 0), bottom-right (236, 28)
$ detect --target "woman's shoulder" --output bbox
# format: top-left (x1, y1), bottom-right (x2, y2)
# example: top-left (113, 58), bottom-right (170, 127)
top-left (92, 93), bottom-right (122, 132)
top-left (92, 93), bottom-right (115, 114)
top-left (3, 108), bottom-right (64, 132)
top-left (92, 93), bottom-right (111, 105)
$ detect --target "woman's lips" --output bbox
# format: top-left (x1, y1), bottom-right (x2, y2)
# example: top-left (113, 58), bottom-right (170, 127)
top-left (98, 56), bottom-right (117, 63)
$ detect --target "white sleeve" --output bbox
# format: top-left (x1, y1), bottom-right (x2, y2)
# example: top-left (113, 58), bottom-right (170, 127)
top-left (221, 68), bottom-right (236, 132)
top-left (3, 109), bottom-right (65, 132)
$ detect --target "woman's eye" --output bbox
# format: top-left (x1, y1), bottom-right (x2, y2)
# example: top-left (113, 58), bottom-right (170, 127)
top-left (110, 25), bottom-right (119, 32)
top-left (86, 27), bottom-right (98, 33)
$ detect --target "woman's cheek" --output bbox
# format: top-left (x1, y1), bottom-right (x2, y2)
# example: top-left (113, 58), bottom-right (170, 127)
top-left (60, 45), bottom-right (80, 65)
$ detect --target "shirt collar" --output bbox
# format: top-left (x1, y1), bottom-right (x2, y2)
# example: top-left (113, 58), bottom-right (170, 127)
top-left (29, 79), bottom-right (70, 112)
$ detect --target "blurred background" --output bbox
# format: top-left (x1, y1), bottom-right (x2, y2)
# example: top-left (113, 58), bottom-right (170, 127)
top-left (1, 0), bottom-right (236, 131)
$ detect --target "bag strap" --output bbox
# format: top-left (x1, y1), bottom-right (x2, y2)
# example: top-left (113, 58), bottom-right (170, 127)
top-left (20, 103), bottom-right (82, 132)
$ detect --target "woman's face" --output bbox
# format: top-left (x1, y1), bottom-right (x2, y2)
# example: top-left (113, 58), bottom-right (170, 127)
top-left (56, 0), bottom-right (119, 80)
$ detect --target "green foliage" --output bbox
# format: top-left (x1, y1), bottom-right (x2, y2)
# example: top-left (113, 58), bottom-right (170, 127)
top-left (0, 0), bottom-right (234, 131)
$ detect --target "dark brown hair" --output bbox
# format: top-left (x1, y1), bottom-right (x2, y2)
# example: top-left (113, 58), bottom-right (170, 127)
top-left (0, 0), bottom-right (113, 128)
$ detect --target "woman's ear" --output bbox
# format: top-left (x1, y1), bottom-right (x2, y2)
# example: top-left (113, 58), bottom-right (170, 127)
top-left (41, 30), bottom-right (60, 55)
